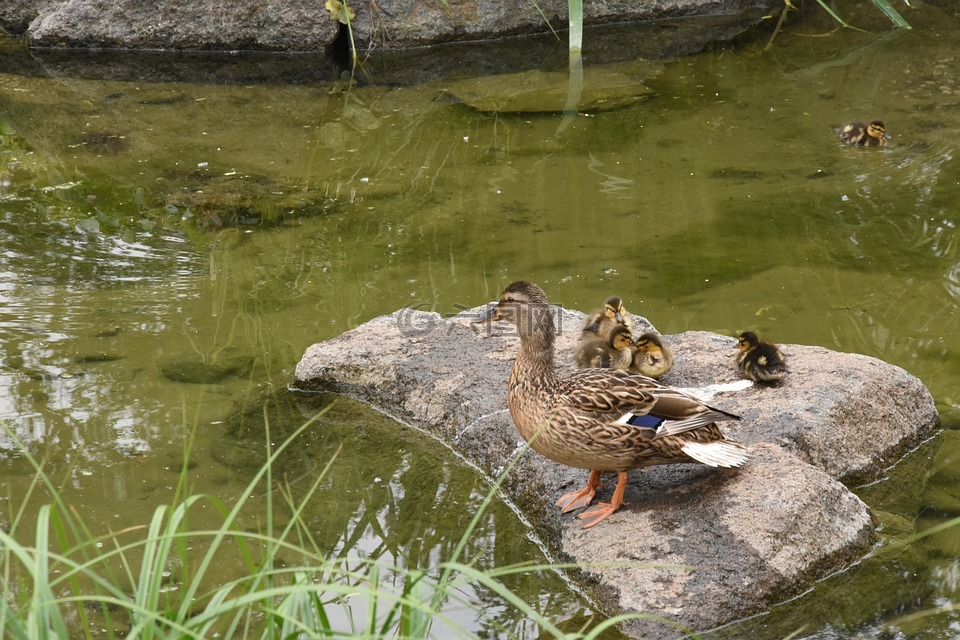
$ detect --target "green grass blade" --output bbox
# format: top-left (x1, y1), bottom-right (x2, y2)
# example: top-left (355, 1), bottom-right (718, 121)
top-left (568, 0), bottom-right (583, 53)
top-left (870, 0), bottom-right (911, 29)
top-left (813, 0), bottom-right (859, 30)
top-left (528, 0), bottom-right (560, 40)
top-left (175, 401), bottom-right (335, 622)
top-left (31, 505), bottom-right (70, 639)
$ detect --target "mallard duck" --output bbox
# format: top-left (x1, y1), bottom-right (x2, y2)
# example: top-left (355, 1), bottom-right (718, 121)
top-left (630, 332), bottom-right (674, 379)
top-left (480, 281), bottom-right (748, 528)
top-left (736, 331), bottom-right (787, 383)
top-left (581, 296), bottom-right (633, 340)
top-left (575, 325), bottom-right (634, 369)
top-left (836, 120), bottom-right (891, 146)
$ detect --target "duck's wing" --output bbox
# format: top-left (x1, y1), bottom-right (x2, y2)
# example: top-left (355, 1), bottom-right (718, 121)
top-left (557, 368), bottom-right (740, 437)
top-left (556, 368), bottom-right (660, 413)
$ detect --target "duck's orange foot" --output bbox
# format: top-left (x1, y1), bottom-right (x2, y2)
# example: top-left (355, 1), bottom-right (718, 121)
top-left (577, 502), bottom-right (619, 528)
top-left (556, 486), bottom-right (596, 513)
top-left (555, 470), bottom-right (602, 513)
top-left (576, 470), bottom-right (630, 528)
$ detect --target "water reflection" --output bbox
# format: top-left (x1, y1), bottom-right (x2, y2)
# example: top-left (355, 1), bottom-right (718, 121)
top-left (214, 391), bottom-right (596, 637)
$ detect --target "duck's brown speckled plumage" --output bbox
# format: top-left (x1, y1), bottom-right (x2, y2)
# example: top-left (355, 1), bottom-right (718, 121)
top-left (484, 281), bottom-right (748, 527)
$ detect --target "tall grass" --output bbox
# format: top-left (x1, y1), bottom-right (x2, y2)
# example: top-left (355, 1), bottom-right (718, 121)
top-left (0, 407), bottom-right (690, 639)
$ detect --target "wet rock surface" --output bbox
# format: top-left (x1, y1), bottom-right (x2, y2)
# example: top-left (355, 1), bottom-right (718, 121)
top-left (292, 305), bottom-right (938, 634)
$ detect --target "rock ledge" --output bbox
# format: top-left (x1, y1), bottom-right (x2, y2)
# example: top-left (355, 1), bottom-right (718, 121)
top-left (292, 305), bottom-right (938, 635)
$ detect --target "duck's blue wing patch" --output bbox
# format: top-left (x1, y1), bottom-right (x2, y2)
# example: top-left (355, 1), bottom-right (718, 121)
top-left (625, 413), bottom-right (665, 429)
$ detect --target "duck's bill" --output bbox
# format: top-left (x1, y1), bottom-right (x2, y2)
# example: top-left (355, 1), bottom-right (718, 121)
top-left (474, 304), bottom-right (500, 324)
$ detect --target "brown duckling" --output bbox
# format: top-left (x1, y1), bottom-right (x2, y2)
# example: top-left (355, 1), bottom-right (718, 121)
top-left (736, 331), bottom-right (787, 383)
top-left (630, 332), bottom-right (674, 379)
top-left (479, 281), bottom-right (747, 528)
top-left (581, 296), bottom-right (633, 340)
top-left (836, 120), bottom-right (891, 146)
top-left (575, 325), bottom-right (634, 370)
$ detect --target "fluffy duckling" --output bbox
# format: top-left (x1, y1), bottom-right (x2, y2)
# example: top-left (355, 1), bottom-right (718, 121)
top-left (480, 281), bottom-right (747, 528)
top-left (581, 296), bottom-right (633, 340)
top-left (575, 325), bottom-right (634, 370)
top-left (836, 120), bottom-right (891, 146)
top-left (736, 331), bottom-right (787, 383)
top-left (630, 332), bottom-right (674, 379)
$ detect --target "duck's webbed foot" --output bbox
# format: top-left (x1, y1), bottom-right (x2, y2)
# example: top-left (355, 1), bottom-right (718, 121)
top-left (577, 471), bottom-right (628, 528)
top-left (555, 470), bottom-right (602, 513)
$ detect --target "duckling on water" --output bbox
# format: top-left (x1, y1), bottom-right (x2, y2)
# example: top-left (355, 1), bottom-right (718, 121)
top-left (630, 332), bottom-right (674, 379)
top-left (736, 331), bottom-right (787, 383)
top-left (575, 324), bottom-right (634, 370)
top-left (836, 120), bottom-right (891, 146)
top-left (581, 296), bottom-right (633, 340)
top-left (480, 281), bottom-right (748, 528)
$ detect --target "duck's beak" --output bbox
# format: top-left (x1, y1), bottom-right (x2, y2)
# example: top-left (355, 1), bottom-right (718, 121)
top-left (615, 311), bottom-right (625, 324)
top-left (884, 131), bottom-right (893, 140)
top-left (474, 303), bottom-right (500, 324)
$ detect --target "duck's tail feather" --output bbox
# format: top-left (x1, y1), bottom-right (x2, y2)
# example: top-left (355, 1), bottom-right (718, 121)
top-left (681, 440), bottom-right (750, 468)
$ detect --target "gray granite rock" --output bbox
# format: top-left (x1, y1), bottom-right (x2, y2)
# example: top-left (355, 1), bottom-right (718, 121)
top-left (292, 304), bottom-right (938, 634)
top-left (660, 330), bottom-right (939, 483)
top-left (23, 0), bottom-right (338, 50)
top-left (9, 0), bottom-right (779, 52)
top-left (347, 0), bottom-right (778, 51)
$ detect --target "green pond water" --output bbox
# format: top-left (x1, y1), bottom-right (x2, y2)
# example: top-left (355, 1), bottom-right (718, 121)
top-left (3, 4), bottom-right (960, 637)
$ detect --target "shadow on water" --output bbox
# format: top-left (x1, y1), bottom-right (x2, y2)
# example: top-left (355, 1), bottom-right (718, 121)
top-left (3, 2), bottom-right (960, 636)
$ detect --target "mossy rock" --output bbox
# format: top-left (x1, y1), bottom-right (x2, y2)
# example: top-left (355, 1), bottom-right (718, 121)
top-left (160, 355), bottom-right (254, 384)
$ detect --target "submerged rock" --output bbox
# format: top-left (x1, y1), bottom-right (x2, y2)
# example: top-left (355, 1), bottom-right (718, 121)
top-left (160, 355), bottom-right (253, 384)
top-left (444, 63), bottom-right (659, 114)
top-left (292, 304), bottom-right (938, 635)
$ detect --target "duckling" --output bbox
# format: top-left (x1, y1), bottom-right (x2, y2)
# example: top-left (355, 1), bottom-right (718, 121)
top-left (479, 281), bottom-right (747, 528)
top-left (581, 296), bottom-right (633, 340)
top-left (630, 332), bottom-right (674, 379)
top-left (736, 331), bottom-right (787, 383)
top-left (836, 120), bottom-right (891, 146)
top-left (575, 325), bottom-right (634, 370)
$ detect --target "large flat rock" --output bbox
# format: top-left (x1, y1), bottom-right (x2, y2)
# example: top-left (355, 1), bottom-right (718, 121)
top-left (292, 305), bottom-right (938, 634)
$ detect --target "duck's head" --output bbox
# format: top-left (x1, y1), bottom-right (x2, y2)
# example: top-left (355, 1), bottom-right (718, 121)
top-left (477, 281), bottom-right (551, 331)
top-left (736, 331), bottom-right (760, 352)
top-left (603, 296), bottom-right (627, 323)
top-left (866, 120), bottom-right (892, 141)
top-left (634, 332), bottom-right (664, 352)
top-left (609, 325), bottom-right (634, 350)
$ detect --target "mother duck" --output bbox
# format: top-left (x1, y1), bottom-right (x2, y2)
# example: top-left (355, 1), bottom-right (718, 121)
top-left (482, 281), bottom-right (748, 527)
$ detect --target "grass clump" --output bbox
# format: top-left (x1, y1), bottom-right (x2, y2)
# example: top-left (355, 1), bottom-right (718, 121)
top-left (0, 404), bottom-right (691, 639)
